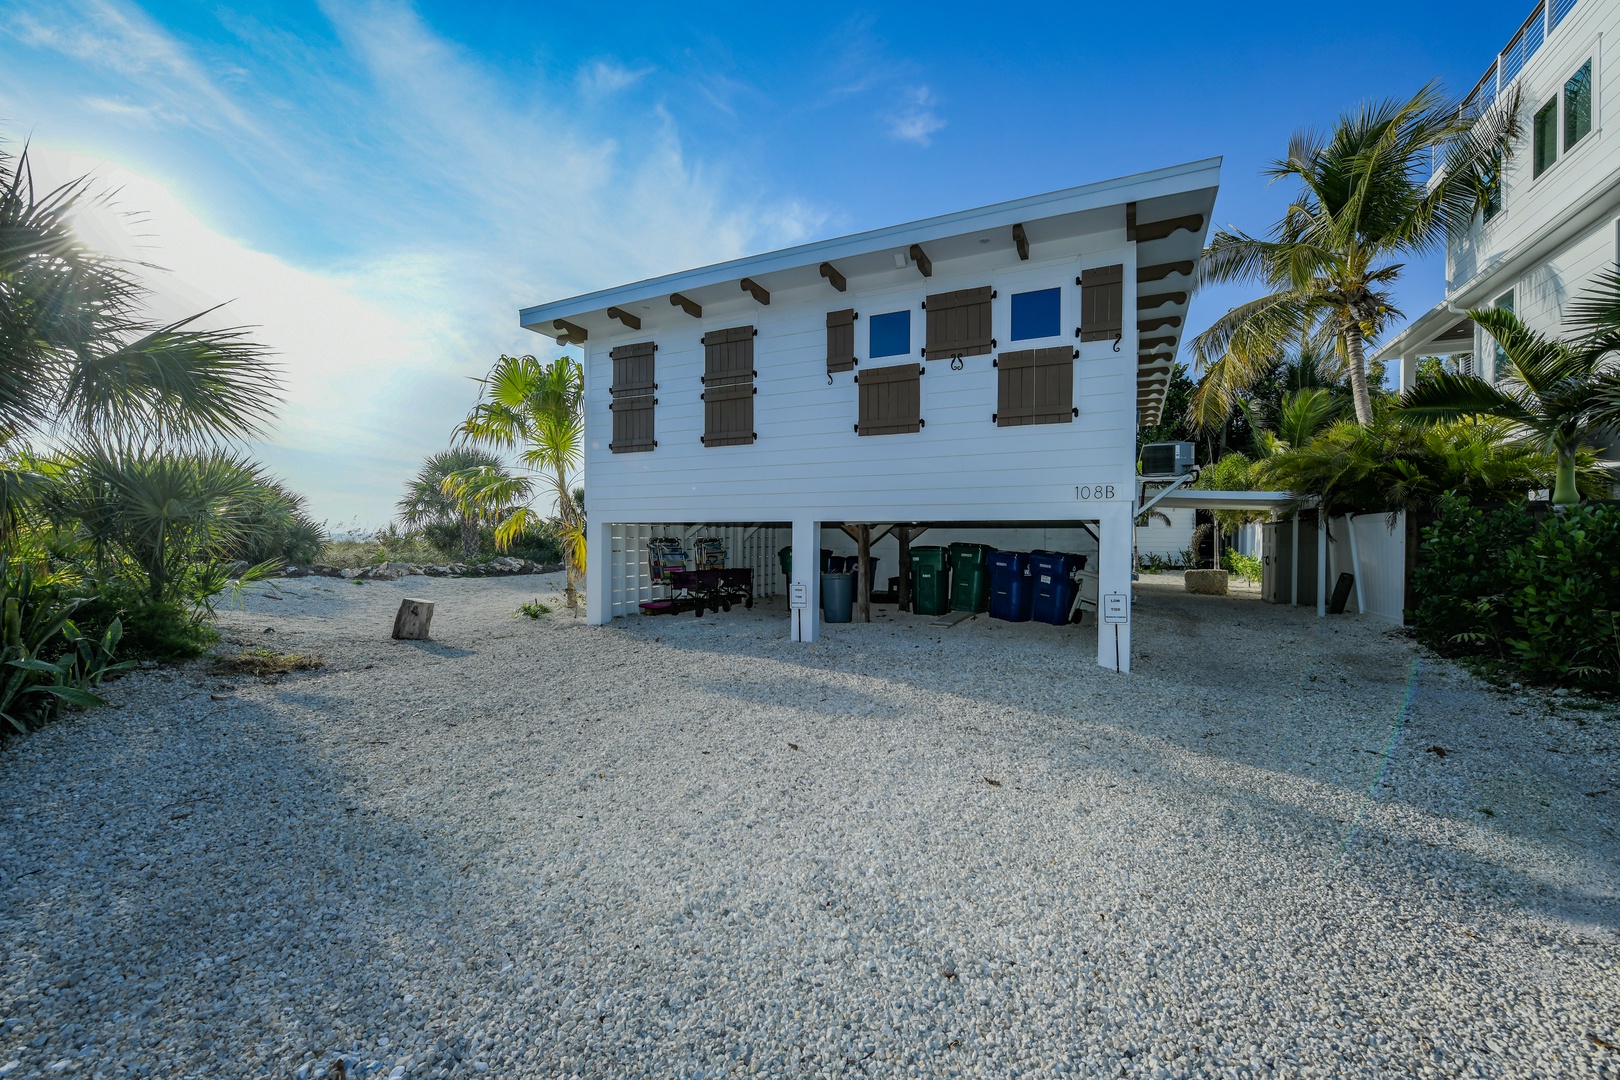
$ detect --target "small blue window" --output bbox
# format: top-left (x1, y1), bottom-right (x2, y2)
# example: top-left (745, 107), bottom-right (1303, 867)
top-left (869, 310), bottom-right (910, 358)
top-left (1011, 288), bottom-right (1061, 341)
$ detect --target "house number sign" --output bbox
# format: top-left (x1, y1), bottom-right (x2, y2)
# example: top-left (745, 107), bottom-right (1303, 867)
top-left (1075, 484), bottom-right (1118, 501)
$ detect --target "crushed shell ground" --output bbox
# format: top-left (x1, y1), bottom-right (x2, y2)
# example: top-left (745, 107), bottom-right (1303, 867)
top-left (1, 572), bottom-right (1616, 1079)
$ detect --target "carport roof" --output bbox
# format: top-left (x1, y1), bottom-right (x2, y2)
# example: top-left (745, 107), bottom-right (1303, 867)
top-left (1149, 489), bottom-right (1307, 512)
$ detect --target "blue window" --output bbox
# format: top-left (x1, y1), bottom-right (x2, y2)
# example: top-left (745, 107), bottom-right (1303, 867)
top-left (869, 310), bottom-right (910, 358)
top-left (1011, 288), bottom-right (1061, 340)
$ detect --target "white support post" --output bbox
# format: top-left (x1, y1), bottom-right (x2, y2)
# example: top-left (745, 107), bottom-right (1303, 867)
top-left (790, 517), bottom-right (821, 642)
top-left (1399, 353), bottom-right (1418, 395)
top-left (585, 518), bottom-right (611, 625)
top-left (1317, 512), bottom-right (1328, 618)
top-left (1290, 510), bottom-right (1299, 606)
top-left (1096, 503), bottom-right (1132, 673)
top-left (1346, 514), bottom-right (1365, 615)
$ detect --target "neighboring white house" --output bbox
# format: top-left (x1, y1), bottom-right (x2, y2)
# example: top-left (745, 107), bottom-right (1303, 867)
top-left (518, 159), bottom-right (1221, 672)
top-left (1376, 0), bottom-right (1616, 389)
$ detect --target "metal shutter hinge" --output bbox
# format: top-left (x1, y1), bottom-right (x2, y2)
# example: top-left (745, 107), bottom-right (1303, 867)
top-left (991, 413), bottom-right (998, 423)
top-left (919, 418), bottom-right (926, 428)
top-left (1072, 408), bottom-right (1079, 417)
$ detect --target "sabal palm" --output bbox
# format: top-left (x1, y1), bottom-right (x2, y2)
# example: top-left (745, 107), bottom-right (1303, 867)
top-left (1394, 305), bottom-right (1620, 505)
top-left (449, 354), bottom-right (585, 591)
top-left (1, 139), bottom-right (280, 447)
top-left (398, 447), bottom-right (507, 560)
top-left (1192, 83), bottom-right (1519, 427)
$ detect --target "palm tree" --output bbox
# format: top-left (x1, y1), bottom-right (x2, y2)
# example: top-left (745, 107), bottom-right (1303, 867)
top-left (448, 354), bottom-right (585, 598)
top-left (397, 447), bottom-right (509, 561)
top-left (0, 139), bottom-right (280, 446)
top-left (1191, 83), bottom-right (1520, 427)
top-left (1393, 303), bottom-right (1620, 505)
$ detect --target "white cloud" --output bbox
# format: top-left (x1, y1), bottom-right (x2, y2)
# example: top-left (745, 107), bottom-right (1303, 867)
top-left (5, 0), bottom-right (826, 527)
top-left (886, 85), bottom-right (945, 146)
top-left (577, 58), bottom-right (652, 97)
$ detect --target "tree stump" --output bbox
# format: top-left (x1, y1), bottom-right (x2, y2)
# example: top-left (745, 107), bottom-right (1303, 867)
top-left (392, 598), bottom-right (435, 640)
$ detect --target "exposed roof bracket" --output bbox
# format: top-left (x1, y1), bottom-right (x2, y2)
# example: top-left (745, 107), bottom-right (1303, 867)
top-left (1012, 222), bottom-right (1029, 261)
top-left (1137, 291), bottom-right (1189, 309)
top-left (670, 293), bottom-right (703, 319)
top-left (908, 243), bottom-right (933, 278)
top-left (552, 318), bottom-right (587, 345)
top-left (1126, 201), bottom-right (1137, 242)
top-left (1138, 260), bottom-right (1195, 282)
top-left (1135, 214), bottom-right (1205, 243)
top-left (606, 306), bottom-right (641, 330)
top-left (819, 262), bottom-right (847, 292)
top-left (741, 278), bottom-right (770, 305)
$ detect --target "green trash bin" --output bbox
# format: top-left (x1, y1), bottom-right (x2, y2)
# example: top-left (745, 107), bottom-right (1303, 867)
top-left (949, 542), bottom-right (994, 613)
top-left (779, 546), bottom-right (835, 578)
top-left (909, 546), bottom-right (951, 616)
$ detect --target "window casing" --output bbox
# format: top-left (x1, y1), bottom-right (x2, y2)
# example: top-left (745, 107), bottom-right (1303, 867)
top-left (1491, 289), bottom-right (1514, 374)
top-left (1010, 288), bottom-right (1061, 341)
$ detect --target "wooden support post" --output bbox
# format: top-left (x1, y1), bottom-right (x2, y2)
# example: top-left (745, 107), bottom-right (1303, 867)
top-left (896, 527), bottom-right (911, 613)
top-left (392, 598), bottom-right (435, 640)
top-left (857, 524), bottom-right (871, 623)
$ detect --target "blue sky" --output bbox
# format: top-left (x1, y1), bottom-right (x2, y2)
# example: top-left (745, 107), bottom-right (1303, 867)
top-left (1, 0), bottom-right (1536, 526)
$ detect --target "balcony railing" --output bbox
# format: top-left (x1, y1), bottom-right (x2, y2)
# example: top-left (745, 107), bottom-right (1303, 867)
top-left (1464, 0), bottom-right (1578, 111)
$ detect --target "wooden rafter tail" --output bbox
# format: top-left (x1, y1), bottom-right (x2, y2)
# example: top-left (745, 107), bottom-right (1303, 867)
top-left (1137, 291), bottom-right (1189, 309)
top-left (1125, 201), bottom-right (1137, 242)
top-left (553, 318), bottom-right (587, 345)
top-left (741, 278), bottom-right (770, 305)
top-left (670, 293), bottom-right (702, 318)
top-left (819, 262), bottom-right (847, 292)
top-left (1012, 222), bottom-right (1029, 261)
top-left (1137, 260), bottom-right (1195, 282)
top-left (908, 243), bottom-right (932, 278)
top-left (606, 306), bottom-right (641, 330)
top-left (1134, 214), bottom-right (1206, 243)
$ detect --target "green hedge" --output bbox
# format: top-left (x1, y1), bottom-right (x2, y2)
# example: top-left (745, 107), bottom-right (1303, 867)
top-left (1412, 496), bottom-right (1620, 687)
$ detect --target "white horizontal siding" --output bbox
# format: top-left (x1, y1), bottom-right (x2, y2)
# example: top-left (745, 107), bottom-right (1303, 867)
top-left (586, 253), bottom-right (1138, 523)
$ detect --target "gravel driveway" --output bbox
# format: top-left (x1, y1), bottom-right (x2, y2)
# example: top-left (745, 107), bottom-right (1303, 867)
top-left (2, 573), bottom-right (1616, 1079)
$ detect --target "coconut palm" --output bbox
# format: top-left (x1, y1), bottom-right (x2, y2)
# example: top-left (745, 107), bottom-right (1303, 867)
top-left (1191, 83), bottom-right (1520, 427)
top-left (1393, 303), bottom-right (1620, 505)
top-left (397, 447), bottom-right (510, 561)
top-left (448, 354), bottom-right (585, 598)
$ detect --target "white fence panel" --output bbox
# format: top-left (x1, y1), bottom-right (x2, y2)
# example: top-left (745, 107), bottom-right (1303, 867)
top-left (1327, 513), bottom-right (1406, 623)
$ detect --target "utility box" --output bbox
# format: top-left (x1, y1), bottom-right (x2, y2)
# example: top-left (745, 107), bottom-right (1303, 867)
top-left (1261, 518), bottom-right (1319, 607)
top-left (1140, 441), bottom-right (1196, 477)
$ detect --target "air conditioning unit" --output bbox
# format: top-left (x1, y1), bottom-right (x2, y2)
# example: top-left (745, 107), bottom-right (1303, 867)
top-left (1140, 441), bottom-right (1196, 477)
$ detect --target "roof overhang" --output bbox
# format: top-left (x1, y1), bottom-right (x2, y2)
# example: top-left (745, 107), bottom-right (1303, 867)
top-left (519, 158), bottom-right (1221, 427)
top-left (1370, 300), bottom-right (1475, 364)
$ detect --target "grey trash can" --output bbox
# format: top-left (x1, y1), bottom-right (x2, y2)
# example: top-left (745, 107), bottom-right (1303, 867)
top-left (821, 571), bottom-right (854, 623)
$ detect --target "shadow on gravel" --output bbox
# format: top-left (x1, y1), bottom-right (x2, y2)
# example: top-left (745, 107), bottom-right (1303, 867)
top-left (0, 699), bottom-right (518, 1076)
top-left (606, 592), bottom-right (1620, 937)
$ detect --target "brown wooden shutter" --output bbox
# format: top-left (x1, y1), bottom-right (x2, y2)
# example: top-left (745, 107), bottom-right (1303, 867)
top-left (1080, 265), bottom-right (1124, 342)
top-left (924, 286), bottom-right (992, 359)
top-left (701, 325), bottom-right (757, 446)
top-left (996, 346), bottom-right (1073, 427)
top-left (827, 309), bottom-right (857, 373)
top-left (857, 363), bottom-right (921, 436)
top-left (701, 381), bottom-right (755, 446)
top-left (608, 340), bottom-right (656, 453)
top-left (701, 325), bottom-right (755, 385)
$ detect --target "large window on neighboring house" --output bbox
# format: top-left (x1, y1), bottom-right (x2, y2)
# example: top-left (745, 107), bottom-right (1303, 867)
top-left (1483, 152), bottom-right (1502, 221)
top-left (1533, 99), bottom-right (1558, 177)
top-left (1492, 289), bottom-right (1514, 374)
top-left (1565, 60), bottom-right (1592, 150)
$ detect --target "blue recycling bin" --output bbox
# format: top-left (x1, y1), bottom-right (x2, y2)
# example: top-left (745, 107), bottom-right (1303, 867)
top-left (988, 551), bottom-right (1032, 622)
top-left (821, 571), bottom-right (854, 623)
top-left (1029, 551), bottom-right (1086, 626)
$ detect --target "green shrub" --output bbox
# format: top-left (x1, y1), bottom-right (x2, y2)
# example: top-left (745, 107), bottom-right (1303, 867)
top-left (1412, 495), bottom-right (1620, 687)
top-left (71, 595), bottom-right (218, 662)
top-left (0, 561), bottom-right (129, 735)
top-left (1222, 550), bottom-right (1263, 583)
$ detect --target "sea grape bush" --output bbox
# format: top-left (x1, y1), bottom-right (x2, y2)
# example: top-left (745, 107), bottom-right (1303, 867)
top-left (1412, 495), bottom-right (1620, 687)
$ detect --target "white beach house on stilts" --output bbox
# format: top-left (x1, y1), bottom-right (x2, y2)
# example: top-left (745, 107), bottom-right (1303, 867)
top-left (518, 159), bottom-right (1220, 672)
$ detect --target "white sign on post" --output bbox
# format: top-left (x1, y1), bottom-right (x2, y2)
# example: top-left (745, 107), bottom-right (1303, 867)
top-left (1102, 592), bottom-right (1129, 623)
top-left (790, 582), bottom-right (809, 608)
